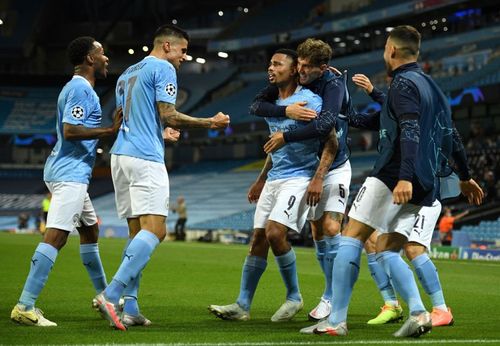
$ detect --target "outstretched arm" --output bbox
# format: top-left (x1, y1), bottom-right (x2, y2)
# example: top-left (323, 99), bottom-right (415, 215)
top-left (157, 102), bottom-right (229, 129)
top-left (352, 73), bottom-right (386, 105)
top-left (64, 107), bottom-right (123, 140)
top-left (249, 85), bottom-right (316, 121)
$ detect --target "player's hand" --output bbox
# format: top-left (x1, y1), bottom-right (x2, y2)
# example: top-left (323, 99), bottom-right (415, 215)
top-left (285, 102), bottom-right (317, 121)
top-left (209, 112), bottom-right (230, 129)
top-left (352, 74), bottom-right (374, 94)
top-left (163, 127), bottom-right (180, 143)
top-left (111, 107), bottom-right (123, 133)
top-left (393, 180), bottom-right (412, 204)
top-left (459, 178), bottom-right (484, 205)
top-left (264, 132), bottom-right (285, 154)
top-left (248, 179), bottom-right (265, 203)
top-left (327, 66), bottom-right (342, 75)
top-left (307, 177), bottom-right (323, 206)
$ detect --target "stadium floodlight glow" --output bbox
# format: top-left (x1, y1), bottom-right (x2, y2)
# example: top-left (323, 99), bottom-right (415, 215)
top-left (186, 54), bottom-right (193, 61)
top-left (218, 10), bottom-right (224, 16)
top-left (142, 46), bottom-right (149, 52)
top-left (375, 29), bottom-right (381, 35)
top-left (385, 27), bottom-right (394, 32)
top-left (444, 26), bottom-right (448, 31)
top-left (432, 25), bottom-right (437, 30)
top-left (334, 37), bottom-right (341, 42)
top-left (243, 7), bottom-right (249, 13)
top-left (421, 22), bottom-right (426, 27)
top-left (128, 48), bottom-right (134, 55)
top-left (354, 39), bottom-right (360, 45)
top-left (218, 51), bottom-right (229, 58)
top-left (96, 148), bottom-right (103, 154)
top-left (339, 42), bottom-right (346, 47)
top-left (363, 32), bottom-right (370, 38)
top-left (0, 19), bottom-right (3, 25)
top-left (195, 57), bottom-right (206, 64)
top-left (442, 17), bottom-right (447, 22)
top-left (172, 19), bottom-right (178, 24)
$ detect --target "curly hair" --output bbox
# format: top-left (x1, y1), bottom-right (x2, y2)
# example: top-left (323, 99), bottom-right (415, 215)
top-left (297, 38), bottom-right (332, 66)
top-left (67, 36), bottom-right (95, 66)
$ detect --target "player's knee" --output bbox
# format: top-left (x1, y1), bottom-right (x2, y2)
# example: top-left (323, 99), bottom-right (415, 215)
top-left (404, 242), bottom-right (426, 261)
top-left (323, 218), bottom-right (341, 237)
top-left (265, 222), bottom-right (287, 248)
top-left (43, 228), bottom-right (69, 250)
top-left (376, 232), bottom-right (407, 252)
top-left (78, 223), bottom-right (99, 244)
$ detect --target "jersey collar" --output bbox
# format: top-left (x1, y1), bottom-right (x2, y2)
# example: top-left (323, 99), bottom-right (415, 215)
top-left (72, 75), bottom-right (92, 87)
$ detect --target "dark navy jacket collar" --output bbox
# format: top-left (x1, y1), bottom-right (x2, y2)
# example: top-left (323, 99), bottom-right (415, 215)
top-left (390, 61), bottom-right (420, 78)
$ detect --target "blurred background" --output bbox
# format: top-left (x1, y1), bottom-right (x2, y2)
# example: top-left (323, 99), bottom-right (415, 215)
top-left (1, 0), bottom-right (499, 256)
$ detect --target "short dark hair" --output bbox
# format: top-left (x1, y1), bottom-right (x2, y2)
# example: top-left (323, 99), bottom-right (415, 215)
top-left (388, 25), bottom-right (421, 58)
top-left (274, 48), bottom-right (298, 65)
top-left (297, 38), bottom-right (332, 66)
top-left (67, 36), bottom-right (96, 66)
top-left (154, 24), bottom-right (189, 43)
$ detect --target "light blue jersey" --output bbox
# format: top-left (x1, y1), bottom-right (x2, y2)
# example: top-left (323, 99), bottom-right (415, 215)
top-left (111, 56), bottom-right (177, 163)
top-left (44, 76), bottom-right (102, 184)
top-left (267, 86), bottom-right (322, 181)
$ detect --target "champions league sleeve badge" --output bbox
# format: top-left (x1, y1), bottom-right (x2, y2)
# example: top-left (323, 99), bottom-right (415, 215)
top-left (165, 83), bottom-right (177, 97)
top-left (71, 106), bottom-right (85, 119)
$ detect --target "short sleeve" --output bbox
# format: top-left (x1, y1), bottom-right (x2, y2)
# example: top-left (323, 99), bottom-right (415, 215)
top-left (154, 62), bottom-right (177, 105)
top-left (63, 84), bottom-right (94, 125)
top-left (389, 76), bottom-right (420, 119)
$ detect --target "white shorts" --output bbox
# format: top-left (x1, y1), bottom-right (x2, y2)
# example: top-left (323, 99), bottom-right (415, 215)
top-left (308, 161), bottom-right (351, 221)
top-left (408, 200), bottom-right (442, 249)
top-left (111, 154), bottom-right (169, 219)
top-left (348, 177), bottom-right (422, 237)
top-left (45, 181), bottom-right (97, 232)
top-left (254, 177), bottom-right (310, 232)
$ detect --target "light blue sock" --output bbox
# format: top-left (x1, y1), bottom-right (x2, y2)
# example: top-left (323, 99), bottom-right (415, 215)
top-left (121, 238), bottom-right (142, 316)
top-left (275, 249), bottom-right (301, 302)
top-left (323, 234), bottom-right (340, 301)
top-left (377, 251), bottom-right (426, 314)
top-left (80, 243), bottom-right (107, 293)
top-left (19, 243), bottom-right (58, 309)
top-left (236, 256), bottom-right (267, 311)
top-left (104, 230), bottom-right (159, 303)
top-left (328, 236), bottom-right (363, 325)
top-left (412, 253), bottom-right (446, 309)
top-left (367, 252), bottom-right (397, 304)
top-left (314, 240), bottom-right (327, 298)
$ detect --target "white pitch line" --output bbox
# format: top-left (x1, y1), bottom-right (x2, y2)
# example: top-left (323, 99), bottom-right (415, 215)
top-left (73, 340), bottom-right (500, 346)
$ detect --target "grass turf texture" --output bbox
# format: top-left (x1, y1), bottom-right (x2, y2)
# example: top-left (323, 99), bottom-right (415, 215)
top-left (1, 232), bottom-right (500, 345)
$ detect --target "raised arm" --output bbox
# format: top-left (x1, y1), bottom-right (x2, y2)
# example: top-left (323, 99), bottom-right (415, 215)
top-left (157, 102), bottom-right (229, 129)
top-left (352, 73), bottom-right (386, 105)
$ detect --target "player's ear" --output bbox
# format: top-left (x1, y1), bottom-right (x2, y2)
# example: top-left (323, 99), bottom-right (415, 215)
top-left (85, 53), bottom-right (94, 65)
top-left (390, 45), bottom-right (396, 59)
top-left (163, 41), bottom-right (171, 53)
top-left (319, 63), bottom-right (328, 72)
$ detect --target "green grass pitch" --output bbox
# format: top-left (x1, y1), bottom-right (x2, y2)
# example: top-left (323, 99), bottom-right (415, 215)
top-left (1, 232), bottom-right (499, 345)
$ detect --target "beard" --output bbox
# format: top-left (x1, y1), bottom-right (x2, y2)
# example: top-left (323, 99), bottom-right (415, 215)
top-left (385, 61), bottom-right (393, 76)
